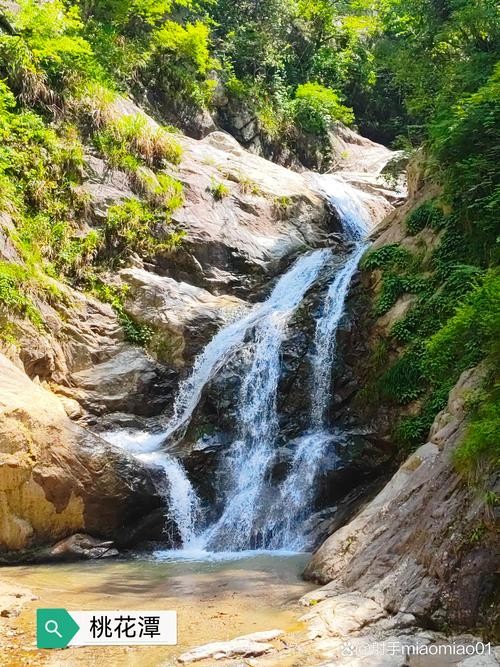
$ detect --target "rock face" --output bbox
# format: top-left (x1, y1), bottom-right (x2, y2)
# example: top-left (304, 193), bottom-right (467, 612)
top-left (0, 354), bottom-right (166, 552)
top-left (119, 267), bottom-right (246, 366)
top-left (303, 367), bottom-right (498, 632)
top-left (162, 130), bottom-right (333, 295)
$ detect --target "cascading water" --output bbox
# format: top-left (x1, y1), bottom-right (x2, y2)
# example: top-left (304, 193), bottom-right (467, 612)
top-left (264, 185), bottom-right (370, 549)
top-left (104, 174), bottom-right (376, 556)
top-left (198, 249), bottom-right (331, 550)
top-left (309, 243), bottom-right (367, 428)
top-left (160, 250), bottom-right (330, 445)
top-left (103, 430), bottom-right (201, 545)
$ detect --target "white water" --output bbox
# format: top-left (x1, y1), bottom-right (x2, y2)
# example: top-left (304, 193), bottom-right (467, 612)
top-left (264, 183), bottom-right (369, 549)
top-left (103, 430), bottom-right (200, 545)
top-left (310, 242), bottom-right (367, 427)
top-left (266, 430), bottom-right (340, 549)
top-left (199, 249), bottom-right (331, 550)
top-left (160, 249), bottom-right (330, 445)
top-left (104, 249), bottom-right (330, 551)
top-left (103, 176), bottom-right (376, 554)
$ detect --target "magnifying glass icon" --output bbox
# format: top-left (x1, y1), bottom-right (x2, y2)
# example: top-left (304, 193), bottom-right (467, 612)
top-left (45, 620), bottom-right (62, 639)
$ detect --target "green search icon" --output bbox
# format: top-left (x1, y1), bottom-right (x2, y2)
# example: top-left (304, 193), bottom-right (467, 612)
top-left (37, 609), bottom-right (79, 648)
top-left (45, 620), bottom-right (62, 638)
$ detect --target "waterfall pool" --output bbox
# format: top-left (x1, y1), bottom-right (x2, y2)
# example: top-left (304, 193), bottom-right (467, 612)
top-left (0, 553), bottom-right (315, 666)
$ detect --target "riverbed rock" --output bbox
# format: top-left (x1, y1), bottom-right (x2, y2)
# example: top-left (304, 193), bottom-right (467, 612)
top-left (60, 346), bottom-right (176, 416)
top-left (47, 533), bottom-right (118, 561)
top-left (0, 353), bottom-right (167, 552)
top-left (177, 630), bottom-right (283, 663)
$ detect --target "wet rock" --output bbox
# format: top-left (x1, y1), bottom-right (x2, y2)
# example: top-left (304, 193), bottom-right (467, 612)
top-left (47, 533), bottom-right (118, 561)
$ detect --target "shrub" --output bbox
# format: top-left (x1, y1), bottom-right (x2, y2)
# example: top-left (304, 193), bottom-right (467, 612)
top-left (361, 244), bottom-right (413, 271)
top-left (149, 20), bottom-right (217, 108)
top-left (272, 195), bottom-right (291, 218)
top-left (291, 82), bottom-right (354, 135)
top-left (0, 0), bottom-right (103, 106)
top-left (104, 198), bottom-right (184, 261)
top-left (379, 349), bottom-right (425, 404)
top-left (454, 382), bottom-right (500, 481)
top-left (424, 270), bottom-right (500, 385)
top-left (0, 262), bottom-right (43, 326)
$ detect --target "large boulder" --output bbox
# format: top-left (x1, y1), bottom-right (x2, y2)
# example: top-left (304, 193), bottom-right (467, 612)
top-left (0, 354), bottom-right (167, 552)
top-left (61, 346), bottom-right (176, 416)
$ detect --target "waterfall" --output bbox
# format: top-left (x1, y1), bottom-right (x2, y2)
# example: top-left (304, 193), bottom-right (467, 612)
top-left (102, 430), bottom-right (200, 545)
top-left (160, 249), bottom-right (330, 445)
top-left (263, 187), bottom-right (369, 549)
top-left (310, 242), bottom-right (367, 427)
top-left (198, 249), bottom-right (331, 550)
top-left (102, 175), bottom-right (376, 555)
top-left (104, 249), bottom-right (330, 551)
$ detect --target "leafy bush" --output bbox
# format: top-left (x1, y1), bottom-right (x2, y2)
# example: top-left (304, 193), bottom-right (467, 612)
top-left (361, 244), bottom-right (413, 271)
top-left (430, 65), bottom-right (500, 262)
top-left (0, 262), bottom-right (43, 326)
top-left (148, 20), bottom-right (217, 108)
top-left (405, 201), bottom-right (445, 235)
top-left (424, 271), bottom-right (500, 385)
top-left (379, 349), bottom-right (425, 404)
top-left (132, 168), bottom-right (184, 211)
top-left (454, 381), bottom-right (500, 481)
top-left (291, 83), bottom-right (354, 135)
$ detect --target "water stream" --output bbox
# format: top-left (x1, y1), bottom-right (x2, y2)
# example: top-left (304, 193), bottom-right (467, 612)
top-left (104, 177), bottom-right (375, 556)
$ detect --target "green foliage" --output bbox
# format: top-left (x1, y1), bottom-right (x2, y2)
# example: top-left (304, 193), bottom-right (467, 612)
top-left (361, 244), bottom-right (414, 271)
top-left (133, 168), bottom-right (184, 210)
top-left (424, 271), bottom-right (500, 385)
top-left (94, 113), bottom-right (183, 169)
top-left (430, 65), bottom-right (500, 261)
top-left (104, 198), bottom-right (184, 261)
top-left (0, 0), bottom-right (97, 104)
top-left (0, 262), bottom-right (43, 326)
top-left (146, 19), bottom-right (217, 108)
top-left (405, 200), bottom-right (445, 235)
top-left (208, 178), bottom-right (230, 200)
top-left (362, 244), bottom-right (426, 316)
top-left (455, 381), bottom-right (500, 481)
top-left (272, 195), bottom-right (292, 218)
top-left (379, 348), bottom-right (425, 404)
top-left (89, 279), bottom-right (154, 346)
top-left (291, 83), bottom-right (354, 136)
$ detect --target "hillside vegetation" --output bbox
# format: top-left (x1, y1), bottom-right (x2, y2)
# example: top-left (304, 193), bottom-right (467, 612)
top-left (0, 0), bottom-right (498, 483)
